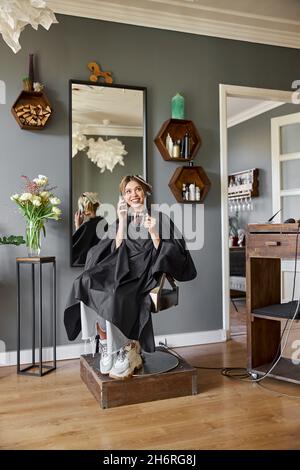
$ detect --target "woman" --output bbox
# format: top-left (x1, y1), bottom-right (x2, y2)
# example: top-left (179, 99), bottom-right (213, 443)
top-left (64, 175), bottom-right (197, 379)
top-left (72, 192), bottom-right (107, 266)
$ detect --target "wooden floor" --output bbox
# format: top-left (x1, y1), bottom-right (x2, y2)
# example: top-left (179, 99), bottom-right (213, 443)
top-left (1, 336), bottom-right (300, 450)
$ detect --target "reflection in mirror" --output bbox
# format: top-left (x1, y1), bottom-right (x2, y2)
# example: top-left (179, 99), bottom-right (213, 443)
top-left (70, 81), bottom-right (146, 266)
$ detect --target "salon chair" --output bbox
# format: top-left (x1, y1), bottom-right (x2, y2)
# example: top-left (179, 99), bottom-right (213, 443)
top-left (136, 272), bottom-right (180, 375)
top-left (150, 273), bottom-right (178, 313)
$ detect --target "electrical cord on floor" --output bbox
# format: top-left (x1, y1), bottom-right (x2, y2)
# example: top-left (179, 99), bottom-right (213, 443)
top-left (159, 342), bottom-right (300, 397)
top-left (158, 342), bottom-right (251, 378)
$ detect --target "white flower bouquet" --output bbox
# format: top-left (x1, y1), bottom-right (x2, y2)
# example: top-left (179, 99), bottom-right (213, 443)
top-left (11, 175), bottom-right (61, 256)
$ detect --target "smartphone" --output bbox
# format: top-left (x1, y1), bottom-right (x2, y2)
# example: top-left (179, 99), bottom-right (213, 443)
top-left (118, 194), bottom-right (127, 213)
top-left (78, 202), bottom-right (84, 214)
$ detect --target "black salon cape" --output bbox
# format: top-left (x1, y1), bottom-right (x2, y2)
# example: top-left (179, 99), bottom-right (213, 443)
top-left (72, 216), bottom-right (108, 266)
top-left (64, 212), bottom-right (197, 352)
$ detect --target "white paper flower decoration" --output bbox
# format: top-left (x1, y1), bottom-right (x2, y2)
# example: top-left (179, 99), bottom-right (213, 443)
top-left (0, 0), bottom-right (58, 54)
top-left (72, 123), bottom-right (88, 158)
top-left (87, 137), bottom-right (127, 173)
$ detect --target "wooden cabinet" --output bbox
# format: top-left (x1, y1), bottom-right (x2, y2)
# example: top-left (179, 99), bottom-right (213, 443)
top-left (154, 118), bottom-right (201, 162)
top-left (247, 223), bottom-right (300, 383)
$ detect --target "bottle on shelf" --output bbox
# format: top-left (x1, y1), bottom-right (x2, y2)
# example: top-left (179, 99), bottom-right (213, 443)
top-left (185, 184), bottom-right (190, 201)
top-left (189, 183), bottom-right (195, 201)
top-left (229, 177), bottom-right (235, 187)
top-left (195, 186), bottom-right (201, 201)
top-left (182, 183), bottom-right (186, 201)
top-left (183, 132), bottom-right (190, 159)
top-left (180, 137), bottom-right (185, 158)
top-left (172, 140), bottom-right (181, 158)
top-left (166, 133), bottom-right (173, 158)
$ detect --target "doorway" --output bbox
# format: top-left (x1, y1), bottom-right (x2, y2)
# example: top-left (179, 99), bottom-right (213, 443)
top-left (219, 85), bottom-right (300, 337)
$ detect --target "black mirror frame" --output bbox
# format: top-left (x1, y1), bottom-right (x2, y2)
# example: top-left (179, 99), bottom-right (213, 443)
top-left (69, 79), bottom-right (147, 267)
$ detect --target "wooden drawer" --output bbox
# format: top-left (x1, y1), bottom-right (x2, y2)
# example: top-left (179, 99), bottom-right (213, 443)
top-left (247, 233), bottom-right (300, 258)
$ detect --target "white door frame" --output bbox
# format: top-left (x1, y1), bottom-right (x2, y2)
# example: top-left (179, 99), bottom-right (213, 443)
top-left (219, 84), bottom-right (294, 338)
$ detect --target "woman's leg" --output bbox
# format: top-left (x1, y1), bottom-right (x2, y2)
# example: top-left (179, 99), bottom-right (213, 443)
top-left (97, 319), bottom-right (116, 375)
top-left (96, 317), bottom-right (107, 340)
top-left (80, 305), bottom-right (141, 378)
top-left (80, 302), bottom-right (99, 354)
top-left (108, 323), bottom-right (142, 379)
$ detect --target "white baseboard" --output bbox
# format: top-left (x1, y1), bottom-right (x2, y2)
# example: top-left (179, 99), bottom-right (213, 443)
top-left (0, 342), bottom-right (88, 367)
top-left (0, 329), bottom-right (226, 367)
top-left (155, 329), bottom-right (227, 348)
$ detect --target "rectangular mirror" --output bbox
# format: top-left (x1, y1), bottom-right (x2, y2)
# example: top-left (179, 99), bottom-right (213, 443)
top-left (70, 80), bottom-right (147, 267)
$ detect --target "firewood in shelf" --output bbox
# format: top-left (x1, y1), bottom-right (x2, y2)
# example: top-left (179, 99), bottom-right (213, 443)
top-left (13, 102), bottom-right (51, 127)
top-left (41, 114), bottom-right (50, 126)
top-left (16, 110), bottom-right (26, 117)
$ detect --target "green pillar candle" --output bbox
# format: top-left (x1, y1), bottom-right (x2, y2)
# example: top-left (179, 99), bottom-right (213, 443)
top-left (171, 93), bottom-right (185, 119)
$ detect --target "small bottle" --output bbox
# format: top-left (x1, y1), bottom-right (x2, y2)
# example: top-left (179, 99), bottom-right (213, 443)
top-left (182, 183), bottom-right (186, 201)
top-left (166, 133), bottom-right (173, 157)
top-left (189, 183), bottom-right (195, 201)
top-left (172, 140), bottom-right (180, 158)
top-left (195, 186), bottom-right (201, 201)
top-left (183, 132), bottom-right (190, 159)
top-left (185, 184), bottom-right (190, 201)
top-left (180, 137), bottom-right (185, 158)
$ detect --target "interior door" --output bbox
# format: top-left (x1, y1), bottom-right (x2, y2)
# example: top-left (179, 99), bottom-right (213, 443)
top-left (271, 111), bottom-right (300, 302)
top-left (271, 111), bottom-right (300, 223)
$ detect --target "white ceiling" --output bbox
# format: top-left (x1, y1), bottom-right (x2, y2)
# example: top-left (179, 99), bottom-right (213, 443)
top-left (227, 96), bottom-right (284, 128)
top-left (48, 0), bottom-right (300, 49)
top-left (72, 84), bottom-right (144, 136)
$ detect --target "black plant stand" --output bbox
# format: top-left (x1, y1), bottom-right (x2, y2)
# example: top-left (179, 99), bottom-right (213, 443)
top-left (16, 256), bottom-right (56, 376)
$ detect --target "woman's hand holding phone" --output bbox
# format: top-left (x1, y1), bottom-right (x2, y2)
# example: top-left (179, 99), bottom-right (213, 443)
top-left (117, 196), bottom-right (127, 221)
top-left (74, 210), bottom-right (84, 230)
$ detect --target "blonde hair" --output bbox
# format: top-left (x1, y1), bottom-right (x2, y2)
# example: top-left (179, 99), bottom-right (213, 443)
top-left (119, 175), bottom-right (152, 196)
top-left (78, 192), bottom-right (100, 214)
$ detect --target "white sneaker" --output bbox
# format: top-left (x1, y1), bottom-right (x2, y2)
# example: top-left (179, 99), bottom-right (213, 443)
top-left (109, 343), bottom-right (143, 379)
top-left (99, 340), bottom-right (114, 375)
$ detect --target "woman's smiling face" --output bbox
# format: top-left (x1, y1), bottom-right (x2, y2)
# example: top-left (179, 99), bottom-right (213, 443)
top-left (123, 180), bottom-right (145, 210)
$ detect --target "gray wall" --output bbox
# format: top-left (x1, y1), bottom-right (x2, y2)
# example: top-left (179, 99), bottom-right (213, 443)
top-left (228, 103), bottom-right (300, 229)
top-left (1, 14), bottom-right (300, 350)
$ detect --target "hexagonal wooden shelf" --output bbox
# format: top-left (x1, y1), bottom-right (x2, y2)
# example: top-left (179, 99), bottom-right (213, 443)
top-left (169, 165), bottom-right (211, 203)
top-left (154, 118), bottom-right (202, 162)
top-left (11, 90), bottom-right (52, 130)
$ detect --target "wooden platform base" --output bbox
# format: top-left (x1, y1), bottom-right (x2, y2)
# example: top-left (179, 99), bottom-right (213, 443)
top-left (80, 350), bottom-right (199, 409)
